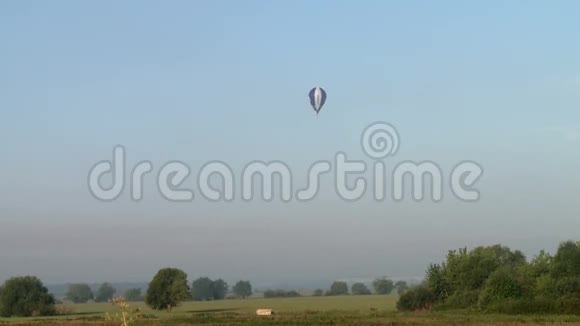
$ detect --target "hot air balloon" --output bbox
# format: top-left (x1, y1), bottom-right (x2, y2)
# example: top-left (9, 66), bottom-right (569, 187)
top-left (308, 87), bottom-right (327, 117)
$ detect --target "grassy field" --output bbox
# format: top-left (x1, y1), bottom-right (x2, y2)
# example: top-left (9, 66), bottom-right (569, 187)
top-left (1, 295), bottom-right (580, 325)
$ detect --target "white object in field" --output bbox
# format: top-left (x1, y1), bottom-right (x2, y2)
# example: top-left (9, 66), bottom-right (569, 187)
top-left (256, 309), bottom-right (273, 316)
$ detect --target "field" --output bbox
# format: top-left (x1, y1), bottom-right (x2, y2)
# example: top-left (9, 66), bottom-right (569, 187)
top-left (2, 295), bottom-right (580, 325)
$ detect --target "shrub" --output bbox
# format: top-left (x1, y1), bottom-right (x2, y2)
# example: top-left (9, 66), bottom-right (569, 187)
top-left (557, 295), bottom-right (580, 315)
top-left (397, 240), bottom-right (580, 314)
top-left (485, 297), bottom-right (557, 314)
top-left (55, 305), bottom-right (74, 316)
top-left (478, 267), bottom-right (529, 309)
top-left (426, 264), bottom-right (449, 301)
top-left (0, 276), bottom-right (56, 317)
top-left (435, 290), bottom-right (479, 310)
top-left (552, 277), bottom-right (580, 298)
top-left (396, 286), bottom-right (435, 311)
top-left (106, 297), bottom-right (142, 326)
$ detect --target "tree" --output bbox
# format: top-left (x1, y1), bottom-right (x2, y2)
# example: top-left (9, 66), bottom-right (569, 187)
top-left (395, 281), bottom-right (408, 295)
top-left (328, 281), bottom-right (348, 296)
top-left (395, 240), bottom-right (580, 313)
top-left (191, 277), bottom-right (214, 301)
top-left (372, 277), bottom-right (394, 295)
top-left (313, 289), bottom-right (324, 296)
top-left (443, 245), bottom-right (526, 294)
top-left (478, 266), bottom-right (529, 309)
top-left (232, 281), bottom-right (252, 299)
top-left (124, 288), bottom-right (143, 302)
top-left (95, 283), bottom-right (116, 303)
top-left (145, 268), bottom-right (190, 310)
top-left (212, 279), bottom-right (228, 300)
top-left (0, 276), bottom-right (55, 317)
top-left (351, 283), bottom-right (372, 295)
top-left (426, 264), bottom-right (449, 301)
top-left (66, 284), bottom-right (94, 303)
top-left (530, 250), bottom-right (552, 277)
top-left (551, 241), bottom-right (580, 278)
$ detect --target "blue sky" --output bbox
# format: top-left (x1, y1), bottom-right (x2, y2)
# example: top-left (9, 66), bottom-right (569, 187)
top-left (0, 1), bottom-right (579, 284)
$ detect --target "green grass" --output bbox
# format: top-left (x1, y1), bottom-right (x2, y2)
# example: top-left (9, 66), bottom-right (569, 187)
top-left (1, 295), bottom-right (580, 325)
top-left (0, 295), bottom-right (395, 323)
top-left (71, 294), bottom-right (395, 318)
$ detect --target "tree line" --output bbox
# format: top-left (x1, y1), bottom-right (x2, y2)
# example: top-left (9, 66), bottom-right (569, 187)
top-left (311, 278), bottom-right (408, 297)
top-left (0, 270), bottom-right (252, 317)
top-left (0, 239), bottom-right (577, 317)
top-left (0, 270), bottom-right (405, 317)
top-left (0, 279), bottom-right (146, 317)
top-left (397, 240), bottom-right (580, 315)
top-left (63, 271), bottom-right (255, 311)
top-left (64, 283), bottom-right (143, 304)
top-left (144, 269), bottom-right (254, 310)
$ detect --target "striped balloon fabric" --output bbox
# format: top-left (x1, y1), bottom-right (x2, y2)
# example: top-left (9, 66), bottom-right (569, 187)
top-left (308, 87), bottom-right (327, 117)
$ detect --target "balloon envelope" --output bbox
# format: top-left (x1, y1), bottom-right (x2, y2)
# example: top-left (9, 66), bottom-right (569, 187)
top-left (308, 87), bottom-right (327, 115)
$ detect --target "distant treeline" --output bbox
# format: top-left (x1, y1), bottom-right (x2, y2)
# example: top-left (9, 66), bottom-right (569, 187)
top-left (2, 239), bottom-right (577, 317)
top-left (0, 271), bottom-right (405, 317)
top-left (45, 282), bottom-right (147, 300)
top-left (263, 289), bottom-right (301, 298)
top-left (397, 240), bottom-right (580, 315)
top-left (311, 278), bottom-right (408, 297)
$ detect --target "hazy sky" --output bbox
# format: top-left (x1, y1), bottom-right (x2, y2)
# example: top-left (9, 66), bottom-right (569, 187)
top-left (0, 1), bottom-right (579, 286)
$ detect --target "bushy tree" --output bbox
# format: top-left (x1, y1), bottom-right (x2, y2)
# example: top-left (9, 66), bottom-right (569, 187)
top-left (351, 283), bottom-right (371, 295)
top-left (530, 250), bottom-right (552, 277)
top-left (478, 266), bottom-right (529, 309)
top-left (395, 281), bottom-right (408, 295)
top-left (551, 276), bottom-right (580, 298)
top-left (551, 241), bottom-right (580, 278)
top-left (396, 285), bottom-right (435, 311)
top-left (190, 278), bottom-right (228, 301)
top-left (232, 281), bottom-right (252, 299)
top-left (426, 264), bottom-right (449, 301)
top-left (0, 276), bottom-right (55, 317)
top-left (408, 244), bottom-right (528, 311)
top-left (313, 289), bottom-right (324, 296)
top-left (327, 281), bottom-right (348, 296)
top-left (95, 283), bottom-right (116, 303)
top-left (191, 277), bottom-right (214, 301)
top-left (145, 268), bottom-right (190, 310)
top-left (212, 279), bottom-right (228, 300)
top-left (397, 240), bottom-right (580, 314)
top-left (372, 277), bottom-right (394, 295)
top-left (124, 288), bottom-right (143, 302)
top-left (443, 245), bottom-right (526, 294)
top-left (66, 284), bottom-right (94, 303)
